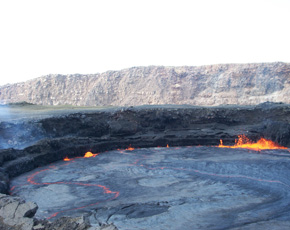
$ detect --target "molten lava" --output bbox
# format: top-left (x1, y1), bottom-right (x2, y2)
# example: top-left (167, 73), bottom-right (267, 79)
top-left (126, 145), bottom-right (135, 151)
top-left (63, 152), bottom-right (98, 161)
top-left (63, 157), bottom-right (71, 161)
top-left (84, 152), bottom-right (98, 158)
top-left (218, 135), bottom-right (287, 151)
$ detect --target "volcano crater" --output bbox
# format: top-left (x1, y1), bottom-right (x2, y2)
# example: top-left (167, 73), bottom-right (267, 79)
top-left (1, 103), bottom-right (290, 230)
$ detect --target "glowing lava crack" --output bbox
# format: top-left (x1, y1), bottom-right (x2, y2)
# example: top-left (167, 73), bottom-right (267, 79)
top-left (10, 152), bottom-right (120, 219)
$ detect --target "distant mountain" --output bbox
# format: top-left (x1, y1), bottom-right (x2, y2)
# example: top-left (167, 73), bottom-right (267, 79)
top-left (0, 62), bottom-right (289, 106)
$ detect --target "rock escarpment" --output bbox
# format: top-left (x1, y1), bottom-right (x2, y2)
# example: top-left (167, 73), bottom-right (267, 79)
top-left (0, 62), bottom-right (289, 106)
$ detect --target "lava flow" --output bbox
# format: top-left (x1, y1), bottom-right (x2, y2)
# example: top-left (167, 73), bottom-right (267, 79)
top-left (125, 145), bottom-right (135, 151)
top-left (84, 151), bottom-right (98, 158)
top-left (63, 156), bottom-right (71, 161)
top-left (63, 151), bottom-right (98, 161)
top-left (218, 135), bottom-right (287, 151)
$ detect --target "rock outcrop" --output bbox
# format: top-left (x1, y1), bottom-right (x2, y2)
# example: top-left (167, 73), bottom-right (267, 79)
top-left (0, 193), bottom-right (37, 230)
top-left (0, 62), bottom-right (289, 106)
top-left (0, 193), bottom-right (118, 229)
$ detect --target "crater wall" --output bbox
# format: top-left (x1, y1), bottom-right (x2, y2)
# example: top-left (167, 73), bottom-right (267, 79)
top-left (0, 62), bottom-right (289, 106)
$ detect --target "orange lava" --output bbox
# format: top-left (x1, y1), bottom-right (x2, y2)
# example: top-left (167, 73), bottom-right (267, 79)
top-left (126, 145), bottom-right (135, 151)
top-left (218, 135), bottom-right (287, 151)
top-left (63, 156), bottom-right (71, 161)
top-left (84, 152), bottom-right (98, 158)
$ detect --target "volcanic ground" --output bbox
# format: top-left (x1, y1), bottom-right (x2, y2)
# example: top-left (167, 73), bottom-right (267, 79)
top-left (1, 103), bottom-right (290, 230)
top-left (10, 145), bottom-right (290, 230)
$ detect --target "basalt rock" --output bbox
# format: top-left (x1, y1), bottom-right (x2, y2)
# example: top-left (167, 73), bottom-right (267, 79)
top-left (0, 169), bottom-right (9, 194)
top-left (35, 216), bottom-right (90, 230)
top-left (0, 193), bottom-right (118, 230)
top-left (0, 193), bottom-right (38, 230)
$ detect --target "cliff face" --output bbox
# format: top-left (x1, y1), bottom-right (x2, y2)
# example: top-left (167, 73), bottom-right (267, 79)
top-left (0, 62), bottom-right (289, 106)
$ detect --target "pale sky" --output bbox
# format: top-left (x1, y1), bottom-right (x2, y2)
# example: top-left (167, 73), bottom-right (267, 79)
top-left (0, 0), bottom-right (289, 86)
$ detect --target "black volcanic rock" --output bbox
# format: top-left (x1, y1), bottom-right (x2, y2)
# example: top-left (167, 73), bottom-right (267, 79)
top-left (0, 103), bottom-right (289, 180)
top-left (0, 169), bottom-right (9, 194)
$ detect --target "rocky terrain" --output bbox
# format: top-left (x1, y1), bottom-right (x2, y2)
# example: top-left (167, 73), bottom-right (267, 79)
top-left (0, 62), bottom-right (290, 106)
top-left (0, 103), bottom-right (290, 229)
